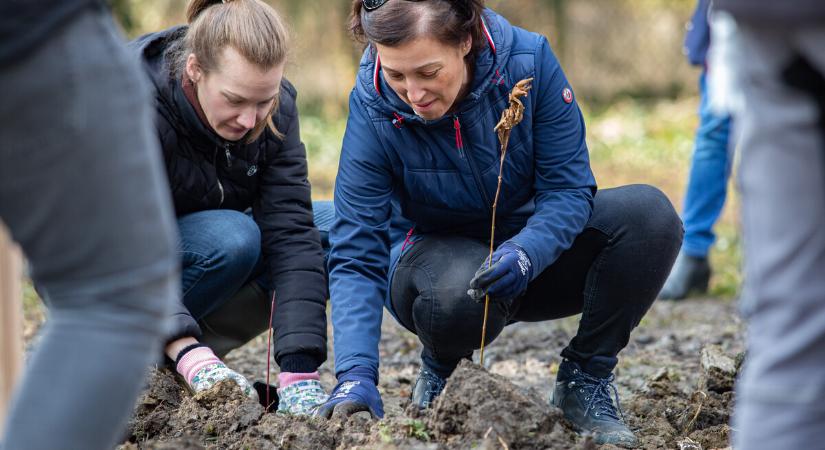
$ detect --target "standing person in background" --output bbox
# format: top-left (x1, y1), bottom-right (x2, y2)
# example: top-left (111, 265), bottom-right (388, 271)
top-left (659, 0), bottom-right (734, 300)
top-left (319, 0), bottom-right (683, 446)
top-left (710, 1), bottom-right (825, 448)
top-left (0, 1), bottom-right (179, 449)
top-left (131, 0), bottom-right (330, 415)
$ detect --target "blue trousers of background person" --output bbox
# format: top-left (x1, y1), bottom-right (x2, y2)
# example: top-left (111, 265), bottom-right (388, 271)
top-left (682, 71), bottom-right (734, 258)
top-left (659, 71), bottom-right (734, 299)
top-left (177, 201), bottom-right (333, 357)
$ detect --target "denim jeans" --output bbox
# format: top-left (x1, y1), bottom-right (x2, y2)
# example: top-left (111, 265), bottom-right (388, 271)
top-left (389, 185), bottom-right (682, 378)
top-left (681, 71), bottom-right (734, 257)
top-left (178, 201), bottom-right (333, 324)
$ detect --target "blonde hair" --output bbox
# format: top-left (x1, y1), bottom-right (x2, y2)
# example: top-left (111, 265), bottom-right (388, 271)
top-left (169, 0), bottom-right (290, 141)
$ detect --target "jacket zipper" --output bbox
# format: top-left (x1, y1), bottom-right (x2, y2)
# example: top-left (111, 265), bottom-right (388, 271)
top-left (213, 145), bottom-right (225, 207)
top-left (224, 144), bottom-right (233, 168)
top-left (454, 114), bottom-right (492, 213)
top-left (217, 179), bottom-right (225, 206)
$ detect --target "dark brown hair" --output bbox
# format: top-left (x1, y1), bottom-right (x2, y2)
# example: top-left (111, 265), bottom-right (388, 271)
top-left (349, 0), bottom-right (486, 59)
top-left (168, 0), bottom-right (290, 141)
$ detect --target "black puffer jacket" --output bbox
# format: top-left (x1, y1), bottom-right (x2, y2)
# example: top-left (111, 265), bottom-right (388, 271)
top-left (130, 26), bottom-right (327, 365)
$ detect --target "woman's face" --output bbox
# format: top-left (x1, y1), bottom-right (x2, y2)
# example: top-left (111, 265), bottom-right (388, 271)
top-left (186, 46), bottom-right (284, 141)
top-left (376, 36), bottom-right (472, 120)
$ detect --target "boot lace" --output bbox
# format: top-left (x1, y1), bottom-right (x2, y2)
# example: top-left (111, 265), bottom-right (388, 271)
top-left (571, 369), bottom-right (626, 422)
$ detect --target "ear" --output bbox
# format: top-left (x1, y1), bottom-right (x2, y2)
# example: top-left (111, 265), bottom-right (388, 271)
top-left (461, 36), bottom-right (473, 57)
top-left (185, 53), bottom-right (203, 83)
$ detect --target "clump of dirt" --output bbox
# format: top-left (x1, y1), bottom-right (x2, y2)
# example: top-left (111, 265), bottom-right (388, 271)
top-left (426, 360), bottom-right (590, 449)
top-left (126, 368), bottom-right (264, 448)
top-left (124, 369), bottom-right (443, 449)
top-left (624, 345), bottom-right (737, 449)
top-left (123, 342), bottom-right (740, 449)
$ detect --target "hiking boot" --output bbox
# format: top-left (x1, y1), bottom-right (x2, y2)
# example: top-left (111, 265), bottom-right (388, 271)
top-left (411, 366), bottom-right (447, 410)
top-left (551, 359), bottom-right (638, 447)
top-left (657, 252), bottom-right (710, 300)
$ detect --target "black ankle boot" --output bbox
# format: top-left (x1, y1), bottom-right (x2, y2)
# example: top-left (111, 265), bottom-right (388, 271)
top-left (551, 359), bottom-right (637, 447)
top-left (657, 252), bottom-right (711, 300)
top-left (410, 366), bottom-right (447, 410)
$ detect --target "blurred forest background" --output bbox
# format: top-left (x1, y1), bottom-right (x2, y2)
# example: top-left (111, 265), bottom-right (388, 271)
top-left (107, 0), bottom-right (742, 298)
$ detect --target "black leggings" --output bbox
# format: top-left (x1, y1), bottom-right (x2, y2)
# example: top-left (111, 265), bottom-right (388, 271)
top-left (389, 185), bottom-right (683, 378)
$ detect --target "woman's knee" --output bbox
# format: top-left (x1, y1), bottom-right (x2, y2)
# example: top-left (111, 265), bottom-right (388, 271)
top-left (179, 210), bottom-right (261, 272)
top-left (413, 286), bottom-right (508, 359)
top-left (596, 184), bottom-right (684, 245)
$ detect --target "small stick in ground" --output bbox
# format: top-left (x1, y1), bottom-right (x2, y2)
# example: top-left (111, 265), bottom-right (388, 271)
top-left (265, 291), bottom-right (277, 411)
top-left (479, 77), bottom-right (534, 366)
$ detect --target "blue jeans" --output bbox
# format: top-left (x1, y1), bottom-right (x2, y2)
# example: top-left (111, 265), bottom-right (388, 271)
top-left (389, 185), bottom-right (683, 378)
top-left (681, 71), bottom-right (734, 257)
top-left (178, 201), bottom-right (333, 322)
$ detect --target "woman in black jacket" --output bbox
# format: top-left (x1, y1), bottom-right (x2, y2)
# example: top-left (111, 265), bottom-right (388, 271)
top-left (132, 0), bottom-right (329, 414)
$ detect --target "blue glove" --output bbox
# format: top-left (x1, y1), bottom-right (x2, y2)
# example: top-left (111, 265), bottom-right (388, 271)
top-left (467, 242), bottom-right (533, 303)
top-left (315, 366), bottom-right (384, 419)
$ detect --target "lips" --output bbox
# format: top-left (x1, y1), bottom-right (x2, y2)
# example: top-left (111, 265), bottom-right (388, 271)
top-left (413, 99), bottom-right (436, 110)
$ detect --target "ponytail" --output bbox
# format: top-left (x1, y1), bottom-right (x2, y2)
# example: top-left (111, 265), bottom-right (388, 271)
top-left (186, 0), bottom-right (223, 24)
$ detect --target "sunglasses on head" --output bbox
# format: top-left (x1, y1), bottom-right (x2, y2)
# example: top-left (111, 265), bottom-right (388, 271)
top-left (362, 0), bottom-right (425, 11)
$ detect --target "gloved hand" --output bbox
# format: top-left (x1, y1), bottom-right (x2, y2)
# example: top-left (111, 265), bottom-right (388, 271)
top-left (190, 362), bottom-right (258, 400)
top-left (467, 242), bottom-right (532, 303)
top-left (176, 344), bottom-right (258, 401)
top-left (276, 372), bottom-right (328, 415)
top-left (315, 366), bottom-right (384, 419)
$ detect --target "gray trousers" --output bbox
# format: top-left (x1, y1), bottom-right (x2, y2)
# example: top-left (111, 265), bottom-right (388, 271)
top-left (728, 22), bottom-right (825, 450)
top-left (0, 8), bottom-right (179, 450)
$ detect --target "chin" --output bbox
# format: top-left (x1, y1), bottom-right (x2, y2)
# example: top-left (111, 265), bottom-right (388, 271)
top-left (416, 109), bottom-right (447, 121)
top-left (219, 129), bottom-right (247, 141)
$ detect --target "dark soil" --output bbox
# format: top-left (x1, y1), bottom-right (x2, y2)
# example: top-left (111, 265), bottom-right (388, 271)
top-left (120, 298), bottom-right (743, 450)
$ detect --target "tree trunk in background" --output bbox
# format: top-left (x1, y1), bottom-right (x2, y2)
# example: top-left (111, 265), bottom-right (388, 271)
top-left (0, 224), bottom-right (23, 435)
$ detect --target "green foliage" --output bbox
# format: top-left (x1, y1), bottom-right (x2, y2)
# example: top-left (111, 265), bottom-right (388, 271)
top-left (405, 419), bottom-right (430, 441)
top-left (377, 422), bottom-right (393, 444)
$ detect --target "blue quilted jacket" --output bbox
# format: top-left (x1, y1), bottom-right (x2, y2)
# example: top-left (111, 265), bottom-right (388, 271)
top-left (328, 10), bottom-right (596, 376)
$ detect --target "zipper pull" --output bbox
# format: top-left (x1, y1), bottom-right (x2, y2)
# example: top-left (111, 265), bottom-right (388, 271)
top-left (224, 145), bottom-right (232, 168)
top-left (453, 115), bottom-right (465, 158)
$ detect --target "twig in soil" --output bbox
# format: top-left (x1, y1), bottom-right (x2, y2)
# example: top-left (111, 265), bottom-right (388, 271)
top-left (482, 426), bottom-right (510, 450)
top-left (685, 390), bottom-right (708, 432)
top-left (479, 77), bottom-right (533, 366)
top-left (265, 291), bottom-right (277, 411)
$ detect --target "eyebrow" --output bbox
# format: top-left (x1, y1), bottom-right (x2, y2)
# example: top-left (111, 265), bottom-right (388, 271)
top-left (222, 90), bottom-right (277, 103)
top-left (382, 62), bottom-right (442, 74)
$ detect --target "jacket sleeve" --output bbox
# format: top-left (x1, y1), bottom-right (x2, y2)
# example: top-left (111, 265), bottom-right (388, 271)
top-left (327, 91), bottom-right (394, 377)
top-left (507, 37), bottom-right (596, 277)
top-left (253, 81), bottom-right (328, 366)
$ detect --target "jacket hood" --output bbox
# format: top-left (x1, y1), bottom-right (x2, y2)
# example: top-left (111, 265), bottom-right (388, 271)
top-left (353, 9), bottom-right (515, 126)
top-left (129, 25), bottom-right (187, 97)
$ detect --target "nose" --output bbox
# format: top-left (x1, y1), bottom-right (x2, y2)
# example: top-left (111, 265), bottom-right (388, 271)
top-left (406, 81), bottom-right (426, 104)
top-left (237, 107), bottom-right (256, 130)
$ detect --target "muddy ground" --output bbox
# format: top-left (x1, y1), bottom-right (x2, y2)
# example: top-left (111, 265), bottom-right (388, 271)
top-left (118, 297), bottom-right (743, 450)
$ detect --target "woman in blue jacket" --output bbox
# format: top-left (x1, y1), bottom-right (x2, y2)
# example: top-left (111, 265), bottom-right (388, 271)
top-left (319, 1), bottom-right (682, 445)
